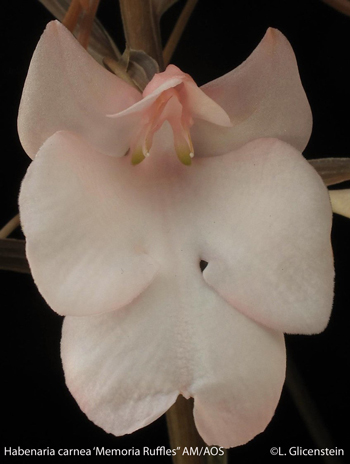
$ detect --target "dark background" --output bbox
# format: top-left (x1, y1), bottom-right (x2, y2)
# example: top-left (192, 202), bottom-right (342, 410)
top-left (1, 0), bottom-right (349, 462)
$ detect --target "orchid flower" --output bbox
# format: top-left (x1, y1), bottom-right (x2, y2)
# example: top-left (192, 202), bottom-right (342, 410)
top-left (18, 21), bottom-right (334, 448)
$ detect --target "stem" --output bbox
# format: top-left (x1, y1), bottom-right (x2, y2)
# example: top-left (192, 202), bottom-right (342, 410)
top-left (166, 397), bottom-right (206, 464)
top-left (78, 0), bottom-right (101, 49)
top-left (166, 396), bottom-right (228, 464)
top-left (0, 214), bottom-right (20, 239)
top-left (62, 0), bottom-right (83, 32)
top-left (163, 0), bottom-right (199, 66)
top-left (119, 0), bottom-right (164, 70)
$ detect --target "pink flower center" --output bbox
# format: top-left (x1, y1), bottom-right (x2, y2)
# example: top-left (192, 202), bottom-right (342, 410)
top-left (131, 84), bottom-right (195, 166)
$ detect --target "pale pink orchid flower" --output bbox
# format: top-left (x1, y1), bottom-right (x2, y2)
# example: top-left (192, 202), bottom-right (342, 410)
top-left (18, 21), bottom-right (334, 448)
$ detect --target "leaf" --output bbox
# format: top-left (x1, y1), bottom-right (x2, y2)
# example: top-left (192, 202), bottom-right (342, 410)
top-left (0, 239), bottom-right (30, 274)
top-left (329, 189), bottom-right (350, 218)
top-left (118, 48), bottom-right (160, 90)
top-left (309, 158), bottom-right (350, 186)
top-left (153, 0), bottom-right (179, 18)
top-left (321, 0), bottom-right (350, 17)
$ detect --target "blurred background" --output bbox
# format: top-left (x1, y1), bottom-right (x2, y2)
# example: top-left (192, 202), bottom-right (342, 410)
top-left (1, 1), bottom-right (349, 462)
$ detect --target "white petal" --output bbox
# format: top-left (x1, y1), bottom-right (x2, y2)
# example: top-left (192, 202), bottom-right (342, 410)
top-left (18, 21), bottom-right (141, 159)
top-left (19, 131), bottom-right (158, 316)
top-left (20, 128), bottom-right (334, 331)
top-left (108, 77), bottom-right (183, 119)
top-left (192, 318), bottom-right (285, 448)
top-left (62, 266), bottom-right (285, 447)
top-left (192, 138), bottom-right (334, 334)
top-left (181, 82), bottom-right (232, 127)
top-left (192, 28), bottom-right (312, 156)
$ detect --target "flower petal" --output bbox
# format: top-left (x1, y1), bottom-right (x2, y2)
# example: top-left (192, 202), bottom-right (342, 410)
top-left (142, 65), bottom-right (232, 127)
top-left (18, 20), bottom-right (141, 159)
top-left (109, 76), bottom-right (183, 119)
top-left (194, 138), bottom-right (334, 334)
top-left (20, 128), bottom-right (333, 328)
top-left (181, 81), bottom-right (232, 127)
top-left (192, 317), bottom-right (285, 448)
top-left (191, 28), bottom-right (312, 156)
top-left (19, 131), bottom-right (158, 316)
top-left (61, 266), bottom-right (285, 447)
